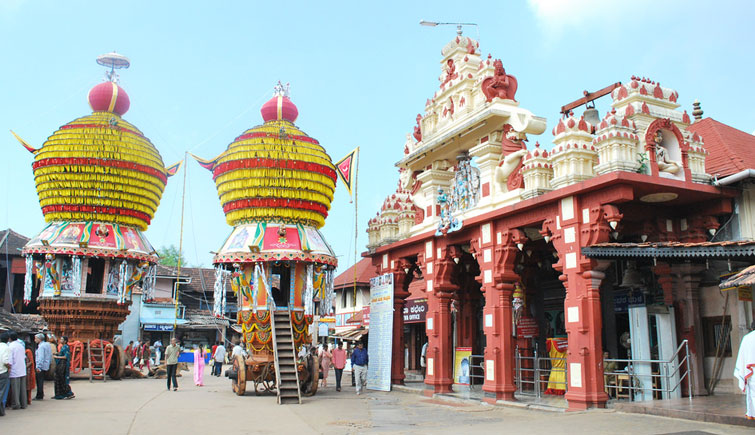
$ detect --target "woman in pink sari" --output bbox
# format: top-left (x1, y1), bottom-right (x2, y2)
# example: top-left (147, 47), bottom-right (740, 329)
top-left (319, 344), bottom-right (333, 388)
top-left (193, 345), bottom-right (205, 386)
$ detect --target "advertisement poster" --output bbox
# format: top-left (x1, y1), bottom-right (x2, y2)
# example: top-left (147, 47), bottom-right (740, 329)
top-left (367, 273), bottom-right (394, 392)
top-left (454, 347), bottom-right (472, 385)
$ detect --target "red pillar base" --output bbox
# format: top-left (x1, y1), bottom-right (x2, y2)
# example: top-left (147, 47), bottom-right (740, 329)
top-left (565, 391), bottom-right (609, 410)
top-left (482, 390), bottom-right (515, 404)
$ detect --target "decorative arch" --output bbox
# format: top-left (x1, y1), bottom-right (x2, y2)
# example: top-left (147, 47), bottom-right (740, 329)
top-left (643, 118), bottom-right (689, 179)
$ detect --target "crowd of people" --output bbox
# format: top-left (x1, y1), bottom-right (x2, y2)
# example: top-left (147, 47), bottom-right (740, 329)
top-left (303, 340), bottom-right (368, 395)
top-left (0, 330), bottom-right (74, 417)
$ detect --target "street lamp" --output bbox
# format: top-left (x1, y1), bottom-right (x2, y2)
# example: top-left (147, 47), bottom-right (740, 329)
top-left (419, 20), bottom-right (479, 38)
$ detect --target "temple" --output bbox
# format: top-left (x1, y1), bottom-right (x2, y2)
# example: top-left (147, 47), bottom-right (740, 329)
top-left (366, 33), bottom-right (754, 409)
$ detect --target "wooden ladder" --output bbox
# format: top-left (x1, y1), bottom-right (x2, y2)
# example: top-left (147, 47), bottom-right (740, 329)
top-left (271, 311), bottom-right (302, 404)
top-left (87, 340), bottom-right (106, 382)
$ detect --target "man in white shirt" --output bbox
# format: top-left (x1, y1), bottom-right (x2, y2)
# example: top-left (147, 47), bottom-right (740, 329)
top-left (153, 340), bottom-right (163, 366)
top-left (0, 331), bottom-right (12, 416)
top-left (212, 343), bottom-right (226, 377)
top-left (734, 323), bottom-right (755, 420)
top-left (231, 341), bottom-right (247, 360)
top-left (8, 331), bottom-right (27, 410)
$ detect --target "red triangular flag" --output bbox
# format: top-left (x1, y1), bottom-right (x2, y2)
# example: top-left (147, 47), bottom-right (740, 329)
top-left (335, 147), bottom-right (358, 196)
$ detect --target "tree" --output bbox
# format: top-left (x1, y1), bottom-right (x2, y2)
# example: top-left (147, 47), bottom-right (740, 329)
top-left (156, 245), bottom-right (186, 267)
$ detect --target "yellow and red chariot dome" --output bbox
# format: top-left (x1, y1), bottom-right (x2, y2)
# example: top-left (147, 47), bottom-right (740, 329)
top-left (195, 83), bottom-right (338, 354)
top-left (15, 54), bottom-right (179, 345)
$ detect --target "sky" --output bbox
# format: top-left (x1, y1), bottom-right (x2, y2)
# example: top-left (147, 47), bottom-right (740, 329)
top-left (1, 0), bottom-right (754, 272)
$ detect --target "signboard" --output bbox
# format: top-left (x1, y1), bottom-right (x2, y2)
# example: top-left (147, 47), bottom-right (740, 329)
top-left (143, 324), bottom-right (173, 332)
top-left (454, 347), bottom-right (472, 385)
top-left (318, 322), bottom-right (329, 337)
top-left (367, 273), bottom-right (394, 392)
top-left (403, 298), bottom-right (427, 324)
top-left (516, 317), bottom-right (539, 338)
top-left (738, 287), bottom-right (753, 302)
top-left (614, 291), bottom-right (646, 313)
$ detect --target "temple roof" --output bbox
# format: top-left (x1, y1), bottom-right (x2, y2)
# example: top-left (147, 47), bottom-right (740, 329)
top-left (688, 118), bottom-right (755, 177)
top-left (334, 258), bottom-right (374, 289)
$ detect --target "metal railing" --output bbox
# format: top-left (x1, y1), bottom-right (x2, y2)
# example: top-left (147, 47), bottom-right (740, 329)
top-left (515, 343), bottom-right (568, 398)
top-left (603, 339), bottom-right (692, 403)
top-left (469, 354), bottom-right (485, 388)
top-left (515, 339), bottom-right (692, 402)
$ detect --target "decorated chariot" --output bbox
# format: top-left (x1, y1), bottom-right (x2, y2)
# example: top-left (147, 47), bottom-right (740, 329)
top-left (13, 54), bottom-right (179, 378)
top-left (194, 83), bottom-right (338, 403)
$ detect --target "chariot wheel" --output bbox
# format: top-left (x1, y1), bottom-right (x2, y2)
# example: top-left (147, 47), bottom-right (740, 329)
top-left (231, 354), bottom-right (247, 396)
top-left (108, 345), bottom-right (124, 380)
top-left (306, 355), bottom-right (319, 396)
top-left (255, 362), bottom-right (276, 395)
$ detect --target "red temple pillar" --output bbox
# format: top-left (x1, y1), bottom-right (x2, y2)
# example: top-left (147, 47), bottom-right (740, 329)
top-left (544, 201), bottom-right (620, 410)
top-left (480, 229), bottom-right (522, 403)
top-left (424, 246), bottom-right (456, 395)
top-left (391, 262), bottom-right (410, 385)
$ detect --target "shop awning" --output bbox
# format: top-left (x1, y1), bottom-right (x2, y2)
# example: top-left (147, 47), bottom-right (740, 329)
top-left (720, 264), bottom-right (755, 289)
top-left (582, 240), bottom-right (755, 259)
top-left (332, 327), bottom-right (368, 341)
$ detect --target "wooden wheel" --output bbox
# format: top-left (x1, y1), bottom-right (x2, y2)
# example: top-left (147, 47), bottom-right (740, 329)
top-left (231, 354), bottom-right (246, 396)
top-left (306, 355), bottom-right (319, 396)
top-left (108, 345), bottom-right (124, 380)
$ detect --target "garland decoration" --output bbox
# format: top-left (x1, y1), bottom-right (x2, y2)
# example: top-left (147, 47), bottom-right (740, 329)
top-left (71, 256), bottom-right (82, 297)
top-left (23, 255), bottom-right (33, 304)
top-left (32, 112), bottom-right (169, 231)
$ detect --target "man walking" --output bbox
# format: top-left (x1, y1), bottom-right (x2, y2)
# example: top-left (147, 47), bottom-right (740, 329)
top-left (165, 338), bottom-right (180, 391)
top-left (350, 341), bottom-right (368, 395)
top-left (332, 341), bottom-right (346, 392)
top-left (8, 331), bottom-right (27, 409)
top-left (0, 332), bottom-right (11, 416)
top-left (153, 339), bottom-right (163, 366)
top-left (34, 334), bottom-right (52, 400)
top-left (212, 342), bottom-right (226, 377)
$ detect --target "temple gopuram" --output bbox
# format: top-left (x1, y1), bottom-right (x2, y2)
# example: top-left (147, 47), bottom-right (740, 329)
top-left (366, 31), bottom-right (755, 410)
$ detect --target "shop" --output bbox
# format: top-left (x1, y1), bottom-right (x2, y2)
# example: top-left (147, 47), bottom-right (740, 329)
top-left (403, 296), bottom-right (427, 371)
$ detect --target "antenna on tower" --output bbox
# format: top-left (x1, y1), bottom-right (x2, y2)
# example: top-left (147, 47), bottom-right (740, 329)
top-left (96, 52), bottom-right (130, 83)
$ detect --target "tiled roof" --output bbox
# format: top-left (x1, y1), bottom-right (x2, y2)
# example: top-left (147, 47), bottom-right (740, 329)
top-left (0, 311), bottom-right (47, 333)
top-left (583, 240), bottom-right (755, 258)
top-left (0, 229), bottom-right (30, 256)
top-left (155, 265), bottom-right (216, 293)
top-left (688, 118), bottom-right (755, 177)
top-left (334, 258), bottom-right (375, 289)
top-left (720, 264), bottom-right (755, 289)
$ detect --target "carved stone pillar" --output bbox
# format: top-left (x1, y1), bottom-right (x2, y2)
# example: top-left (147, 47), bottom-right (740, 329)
top-left (480, 229), bottom-right (522, 403)
top-left (424, 246), bottom-right (456, 395)
top-left (391, 263), bottom-right (410, 385)
top-left (544, 201), bottom-right (617, 410)
top-left (672, 262), bottom-right (706, 396)
top-left (653, 262), bottom-right (674, 306)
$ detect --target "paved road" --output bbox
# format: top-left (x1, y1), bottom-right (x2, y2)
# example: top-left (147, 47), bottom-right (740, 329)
top-left (1, 365), bottom-right (749, 434)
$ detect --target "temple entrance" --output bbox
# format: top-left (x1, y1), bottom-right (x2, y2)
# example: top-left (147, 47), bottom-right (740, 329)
top-left (451, 246), bottom-right (484, 388)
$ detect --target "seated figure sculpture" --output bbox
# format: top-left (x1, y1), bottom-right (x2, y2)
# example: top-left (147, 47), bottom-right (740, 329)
top-left (652, 130), bottom-right (681, 174)
top-left (481, 59), bottom-right (518, 102)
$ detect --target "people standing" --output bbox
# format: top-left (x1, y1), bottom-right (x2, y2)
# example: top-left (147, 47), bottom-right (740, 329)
top-left (153, 339), bottom-right (163, 366)
top-left (231, 339), bottom-right (246, 360)
top-left (24, 343), bottom-right (36, 405)
top-left (212, 342), bottom-right (226, 377)
top-left (8, 331), bottom-right (27, 409)
top-left (193, 345), bottom-right (205, 386)
top-left (734, 322), bottom-right (755, 420)
top-left (332, 342), bottom-right (346, 392)
top-left (420, 341), bottom-right (428, 379)
top-left (52, 336), bottom-right (74, 400)
top-left (34, 334), bottom-right (51, 400)
top-left (350, 341), bottom-right (368, 395)
top-left (0, 332), bottom-right (11, 416)
top-left (319, 344), bottom-right (333, 388)
top-left (141, 340), bottom-right (152, 372)
top-left (165, 338), bottom-right (180, 391)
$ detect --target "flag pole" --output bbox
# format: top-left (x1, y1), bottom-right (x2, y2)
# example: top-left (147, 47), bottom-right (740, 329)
top-left (352, 147), bottom-right (360, 304)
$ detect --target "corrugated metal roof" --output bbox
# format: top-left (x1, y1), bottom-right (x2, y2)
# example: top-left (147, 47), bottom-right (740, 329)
top-left (582, 240), bottom-right (755, 258)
